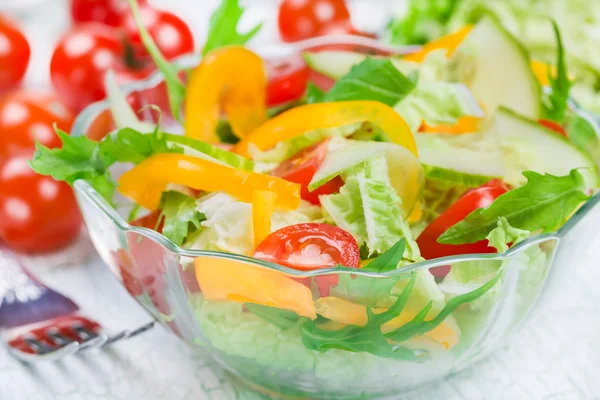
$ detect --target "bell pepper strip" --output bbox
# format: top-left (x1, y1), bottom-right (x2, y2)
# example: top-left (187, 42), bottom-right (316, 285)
top-left (419, 116), bottom-right (481, 134)
top-left (314, 296), bottom-right (459, 349)
top-left (252, 190), bottom-right (278, 248)
top-left (184, 46), bottom-right (268, 142)
top-left (235, 101), bottom-right (418, 158)
top-left (530, 60), bottom-right (576, 87)
top-left (403, 25), bottom-right (473, 63)
top-left (408, 201), bottom-right (423, 223)
top-left (118, 153), bottom-right (300, 211)
top-left (195, 257), bottom-right (317, 319)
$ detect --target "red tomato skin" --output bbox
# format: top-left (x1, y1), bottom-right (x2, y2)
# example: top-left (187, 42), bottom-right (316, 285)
top-left (0, 90), bottom-right (74, 156)
top-left (0, 151), bottom-right (82, 253)
top-left (308, 69), bottom-right (336, 91)
top-left (278, 0), bottom-right (351, 42)
top-left (266, 56), bottom-right (310, 106)
top-left (538, 119), bottom-right (567, 137)
top-left (417, 179), bottom-right (510, 276)
top-left (0, 15), bottom-right (30, 92)
top-left (70, 0), bottom-right (141, 27)
top-left (130, 210), bottom-right (164, 232)
top-left (120, 6), bottom-right (194, 62)
top-left (272, 139), bottom-right (343, 205)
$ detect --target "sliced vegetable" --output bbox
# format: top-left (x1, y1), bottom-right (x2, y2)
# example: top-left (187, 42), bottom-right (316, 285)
top-left (117, 153), bottom-right (300, 210)
top-left (235, 101), bottom-right (418, 158)
top-left (185, 46), bottom-right (268, 142)
top-left (403, 25), bottom-right (473, 63)
top-left (252, 190), bottom-right (278, 248)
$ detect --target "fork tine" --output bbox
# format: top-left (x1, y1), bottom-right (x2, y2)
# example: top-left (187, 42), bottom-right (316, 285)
top-left (101, 322), bottom-right (155, 348)
top-left (10, 341), bottom-right (80, 363)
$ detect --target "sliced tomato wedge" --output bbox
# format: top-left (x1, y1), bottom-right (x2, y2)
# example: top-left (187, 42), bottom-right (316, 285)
top-left (253, 222), bottom-right (360, 296)
top-left (272, 139), bottom-right (343, 205)
top-left (266, 55), bottom-right (310, 106)
top-left (417, 179), bottom-right (510, 277)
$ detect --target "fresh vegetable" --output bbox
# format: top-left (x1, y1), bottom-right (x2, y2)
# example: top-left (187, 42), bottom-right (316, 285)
top-left (0, 151), bottom-right (81, 253)
top-left (184, 46), bottom-right (267, 142)
top-left (278, 0), bottom-right (352, 42)
top-left (158, 191), bottom-right (205, 246)
top-left (565, 112), bottom-right (600, 166)
top-left (202, 0), bottom-right (262, 55)
top-left (70, 0), bottom-right (144, 26)
top-left (417, 179), bottom-right (509, 275)
top-left (252, 190), bottom-right (278, 248)
top-left (266, 56), bottom-right (311, 107)
top-left (438, 170), bottom-right (588, 245)
top-left (0, 91), bottom-right (74, 156)
top-left (540, 21), bottom-right (571, 124)
top-left (234, 101), bottom-right (417, 157)
top-left (272, 139), bottom-right (344, 205)
top-left (0, 15), bottom-right (30, 92)
top-left (403, 25), bottom-right (472, 62)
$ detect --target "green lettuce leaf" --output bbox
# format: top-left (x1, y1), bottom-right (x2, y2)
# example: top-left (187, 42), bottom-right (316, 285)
top-left (202, 0), bottom-right (262, 55)
top-left (394, 81), bottom-right (484, 132)
top-left (566, 111), bottom-right (600, 166)
top-left (159, 191), bottom-right (206, 246)
top-left (438, 169), bottom-right (588, 245)
top-left (486, 217), bottom-right (530, 253)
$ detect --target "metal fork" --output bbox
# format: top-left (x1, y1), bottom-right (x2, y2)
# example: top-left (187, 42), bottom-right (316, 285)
top-left (0, 248), bottom-right (154, 362)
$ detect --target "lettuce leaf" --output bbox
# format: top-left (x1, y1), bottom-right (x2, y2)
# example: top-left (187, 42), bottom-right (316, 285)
top-left (486, 217), bottom-right (530, 253)
top-left (159, 191), bottom-right (206, 246)
top-left (320, 156), bottom-right (420, 259)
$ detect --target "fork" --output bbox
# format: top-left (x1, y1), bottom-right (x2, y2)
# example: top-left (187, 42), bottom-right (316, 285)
top-left (0, 248), bottom-right (154, 362)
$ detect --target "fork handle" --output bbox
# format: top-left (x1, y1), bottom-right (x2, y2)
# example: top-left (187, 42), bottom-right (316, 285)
top-left (0, 248), bottom-right (79, 329)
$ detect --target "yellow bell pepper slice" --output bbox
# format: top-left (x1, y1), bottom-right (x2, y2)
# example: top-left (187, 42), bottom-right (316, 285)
top-left (184, 46), bottom-right (268, 142)
top-left (235, 101), bottom-right (417, 158)
top-left (195, 257), bottom-right (317, 319)
top-left (419, 115), bottom-right (481, 134)
top-left (314, 296), bottom-right (459, 349)
top-left (252, 190), bottom-right (277, 248)
top-left (530, 59), bottom-right (576, 87)
top-left (118, 153), bottom-right (300, 211)
top-left (403, 25), bottom-right (473, 63)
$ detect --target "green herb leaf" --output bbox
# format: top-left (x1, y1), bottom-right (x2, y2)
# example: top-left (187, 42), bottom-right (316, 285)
top-left (541, 21), bottom-right (571, 124)
top-left (158, 191), bottom-right (205, 246)
top-left (245, 303), bottom-right (301, 331)
top-left (330, 274), bottom-right (400, 307)
top-left (323, 58), bottom-right (416, 106)
top-left (363, 238), bottom-right (406, 273)
top-left (306, 82), bottom-right (325, 104)
top-left (566, 112), bottom-right (600, 165)
top-left (203, 0), bottom-right (262, 55)
top-left (127, 0), bottom-right (185, 121)
top-left (438, 170), bottom-right (588, 245)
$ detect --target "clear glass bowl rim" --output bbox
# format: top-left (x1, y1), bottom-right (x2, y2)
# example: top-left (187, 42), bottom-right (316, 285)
top-left (71, 44), bottom-right (600, 279)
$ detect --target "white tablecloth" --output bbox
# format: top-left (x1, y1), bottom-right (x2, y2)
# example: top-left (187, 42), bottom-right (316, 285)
top-left (1, 1), bottom-right (600, 399)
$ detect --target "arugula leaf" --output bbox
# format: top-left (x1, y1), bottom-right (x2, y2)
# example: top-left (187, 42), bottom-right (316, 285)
top-left (322, 58), bottom-right (416, 106)
top-left (438, 170), bottom-right (588, 245)
top-left (158, 191), bottom-right (205, 246)
top-left (245, 303), bottom-right (301, 331)
top-left (306, 82), bottom-right (326, 104)
top-left (541, 21), bottom-right (572, 124)
top-left (127, 0), bottom-right (185, 121)
top-left (566, 112), bottom-right (600, 165)
top-left (203, 0), bottom-right (262, 55)
top-left (363, 238), bottom-right (406, 273)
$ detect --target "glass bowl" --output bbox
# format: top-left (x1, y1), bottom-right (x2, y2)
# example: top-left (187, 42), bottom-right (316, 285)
top-left (70, 45), bottom-right (600, 399)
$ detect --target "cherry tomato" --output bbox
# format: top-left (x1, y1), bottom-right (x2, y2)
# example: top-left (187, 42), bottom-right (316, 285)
top-left (272, 139), bottom-right (344, 205)
top-left (129, 209), bottom-right (164, 232)
top-left (417, 179), bottom-right (510, 277)
top-left (308, 68), bottom-right (336, 91)
top-left (278, 0), bottom-right (352, 42)
top-left (538, 119), bottom-right (567, 137)
top-left (120, 5), bottom-right (194, 62)
top-left (0, 151), bottom-right (82, 253)
top-left (0, 15), bottom-right (30, 93)
top-left (266, 55), bottom-right (310, 106)
top-left (70, 0), bottom-right (144, 27)
top-left (0, 90), bottom-right (74, 156)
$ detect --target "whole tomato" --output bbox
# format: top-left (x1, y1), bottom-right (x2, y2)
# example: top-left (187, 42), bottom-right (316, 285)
top-left (0, 90), bottom-right (74, 156)
top-left (0, 151), bottom-right (82, 253)
top-left (0, 14), bottom-right (30, 93)
top-left (71, 0), bottom-right (147, 27)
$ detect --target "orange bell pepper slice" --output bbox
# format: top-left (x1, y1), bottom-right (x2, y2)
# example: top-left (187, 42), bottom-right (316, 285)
top-left (184, 46), bottom-right (268, 142)
top-left (235, 101), bottom-right (418, 158)
top-left (252, 190), bottom-right (278, 248)
top-left (403, 25), bottom-right (473, 63)
top-left (419, 116), bottom-right (481, 134)
top-left (118, 153), bottom-right (300, 211)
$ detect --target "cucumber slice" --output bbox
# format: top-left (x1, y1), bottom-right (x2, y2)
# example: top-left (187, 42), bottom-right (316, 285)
top-left (303, 51), bottom-right (415, 80)
top-left (451, 16), bottom-right (541, 119)
top-left (493, 107), bottom-right (600, 188)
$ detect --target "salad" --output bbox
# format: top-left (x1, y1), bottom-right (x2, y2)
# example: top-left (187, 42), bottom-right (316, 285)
top-left (31, 0), bottom-right (598, 374)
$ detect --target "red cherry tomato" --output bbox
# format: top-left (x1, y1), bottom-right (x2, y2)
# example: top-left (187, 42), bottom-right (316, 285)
top-left (0, 151), bottom-right (82, 253)
top-left (266, 56), bottom-right (310, 106)
top-left (417, 179), bottom-right (510, 276)
top-left (129, 209), bottom-right (164, 232)
top-left (278, 0), bottom-right (352, 42)
top-left (253, 222), bottom-right (359, 297)
top-left (272, 139), bottom-right (344, 205)
top-left (538, 119), bottom-right (567, 137)
top-left (70, 0), bottom-right (145, 27)
top-left (120, 6), bottom-right (194, 62)
top-left (0, 90), bottom-right (74, 156)
top-left (0, 15), bottom-right (30, 93)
